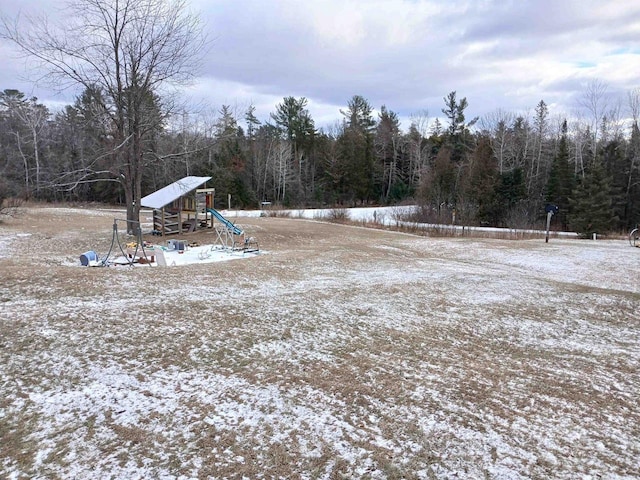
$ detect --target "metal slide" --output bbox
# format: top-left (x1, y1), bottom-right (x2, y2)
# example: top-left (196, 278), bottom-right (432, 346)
top-left (207, 208), bottom-right (244, 235)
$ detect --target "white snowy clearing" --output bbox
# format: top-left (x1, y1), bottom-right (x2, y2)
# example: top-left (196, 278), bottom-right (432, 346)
top-left (0, 206), bottom-right (639, 479)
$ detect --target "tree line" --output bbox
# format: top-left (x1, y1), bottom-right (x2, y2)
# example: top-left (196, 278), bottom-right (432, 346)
top-left (0, 0), bottom-right (638, 236)
top-left (1, 86), bottom-right (640, 236)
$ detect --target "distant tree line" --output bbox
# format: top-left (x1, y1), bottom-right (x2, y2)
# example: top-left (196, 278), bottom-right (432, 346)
top-left (2, 0), bottom-right (637, 236)
top-left (1, 85), bottom-right (640, 236)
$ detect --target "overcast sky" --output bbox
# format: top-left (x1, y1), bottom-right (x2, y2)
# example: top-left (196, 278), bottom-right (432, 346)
top-left (1, 0), bottom-right (639, 130)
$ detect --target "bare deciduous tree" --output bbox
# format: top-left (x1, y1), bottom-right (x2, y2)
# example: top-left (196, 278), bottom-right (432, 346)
top-left (628, 88), bottom-right (640, 125)
top-left (578, 79), bottom-right (609, 164)
top-left (408, 110), bottom-right (431, 187)
top-left (0, 90), bottom-right (49, 198)
top-left (1, 0), bottom-right (206, 232)
top-left (480, 108), bottom-right (515, 174)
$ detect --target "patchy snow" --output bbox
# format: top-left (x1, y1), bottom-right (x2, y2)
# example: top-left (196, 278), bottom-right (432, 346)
top-left (96, 244), bottom-right (262, 268)
top-left (1, 206), bottom-right (639, 479)
top-left (227, 205), bottom-right (579, 237)
top-left (0, 236), bottom-right (13, 259)
top-left (0, 233), bottom-right (33, 260)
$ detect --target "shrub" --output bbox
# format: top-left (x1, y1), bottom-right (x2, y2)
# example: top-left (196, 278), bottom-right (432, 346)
top-left (0, 179), bottom-right (22, 219)
top-left (327, 208), bottom-right (350, 222)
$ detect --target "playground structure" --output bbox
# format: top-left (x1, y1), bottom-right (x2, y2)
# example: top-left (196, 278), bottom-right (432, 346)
top-left (141, 176), bottom-right (214, 235)
top-left (139, 175), bottom-right (258, 252)
top-left (80, 177), bottom-right (259, 266)
top-left (80, 213), bottom-right (259, 267)
top-left (208, 207), bottom-right (259, 253)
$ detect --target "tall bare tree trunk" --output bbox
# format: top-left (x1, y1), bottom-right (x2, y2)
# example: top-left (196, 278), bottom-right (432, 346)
top-left (2, 0), bottom-right (206, 226)
top-left (15, 132), bottom-right (30, 198)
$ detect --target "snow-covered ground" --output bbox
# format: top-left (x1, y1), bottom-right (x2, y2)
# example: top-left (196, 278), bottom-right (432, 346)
top-left (224, 205), bottom-right (579, 238)
top-left (1, 207), bottom-right (639, 479)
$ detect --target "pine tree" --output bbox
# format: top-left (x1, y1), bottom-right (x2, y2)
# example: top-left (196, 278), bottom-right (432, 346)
top-left (601, 138), bottom-right (627, 230)
top-left (376, 106), bottom-right (403, 202)
top-left (623, 122), bottom-right (640, 228)
top-left (336, 95), bottom-right (379, 204)
top-left (441, 91), bottom-right (478, 163)
top-left (494, 168), bottom-right (526, 226)
top-left (568, 157), bottom-right (616, 237)
top-left (545, 120), bottom-right (575, 230)
top-left (465, 137), bottom-right (499, 224)
top-left (271, 97), bottom-right (316, 202)
top-left (418, 147), bottom-right (456, 221)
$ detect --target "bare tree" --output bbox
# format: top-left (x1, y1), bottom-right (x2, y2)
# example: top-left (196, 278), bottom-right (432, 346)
top-left (2, 0), bottom-right (206, 232)
top-left (480, 108), bottom-right (515, 174)
top-left (628, 88), bottom-right (640, 125)
top-left (279, 140), bottom-right (293, 203)
top-left (568, 114), bottom-right (590, 178)
top-left (601, 99), bottom-right (624, 143)
top-left (408, 110), bottom-right (430, 187)
top-left (626, 88), bottom-right (640, 207)
top-left (0, 90), bottom-right (49, 198)
top-left (578, 79), bottom-right (609, 164)
top-left (375, 105), bottom-right (402, 201)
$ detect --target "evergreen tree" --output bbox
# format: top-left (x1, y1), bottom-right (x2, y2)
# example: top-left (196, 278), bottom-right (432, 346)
top-left (601, 138), bottom-right (627, 230)
top-left (198, 106), bottom-right (255, 208)
top-left (244, 105), bottom-right (261, 198)
top-left (271, 97), bottom-right (316, 202)
top-left (569, 158), bottom-right (616, 237)
top-left (623, 122), bottom-right (640, 228)
top-left (341, 95), bottom-right (376, 132)
top-left (465, 137), bottom-right (499, 224)
top-left (442, 91), bottom-right (467, 138)
top-left (244, 105), bottom-right (261, 139)
top-left (335, 95), bottom-right (379, 204)
top-left (56, 87), bottom-right (121, 203)
top-left (375, 105), bottom-right (403, 202)
top-left (441, 91), bottom-right (478, 163)
top-left (545, 120), bottom-right (574, 230)
top-left (418, 146), bottom-right (456, 221)
top-left (430, 118), bottom-right (443, 137)
top-left (533, 100), bottom-right (549, 180)
top-left (494, 167), bottom-right (526, 226)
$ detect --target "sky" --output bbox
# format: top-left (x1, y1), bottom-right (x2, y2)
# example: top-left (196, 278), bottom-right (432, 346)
top-left (1, 0), bottom-right (640, 131)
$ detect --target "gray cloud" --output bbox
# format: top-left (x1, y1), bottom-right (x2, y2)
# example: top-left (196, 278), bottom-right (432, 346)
top-left (2, 0), bottom-right (639, 128)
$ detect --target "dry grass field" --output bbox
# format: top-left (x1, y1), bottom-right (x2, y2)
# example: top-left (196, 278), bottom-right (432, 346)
top-left (1, 206), bottom-right (639, 479)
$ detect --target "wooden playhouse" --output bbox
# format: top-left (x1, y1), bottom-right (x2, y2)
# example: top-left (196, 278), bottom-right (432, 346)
top-left (140, 176), bottom-right (215, 236)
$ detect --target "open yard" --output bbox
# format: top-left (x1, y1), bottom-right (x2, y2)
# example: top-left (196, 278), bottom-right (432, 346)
top-left (1, 206), bottom-right (639, 479)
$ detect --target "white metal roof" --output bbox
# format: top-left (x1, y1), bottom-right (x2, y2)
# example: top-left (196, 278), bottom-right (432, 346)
top-left (140, 176), bottom-right (212, 209)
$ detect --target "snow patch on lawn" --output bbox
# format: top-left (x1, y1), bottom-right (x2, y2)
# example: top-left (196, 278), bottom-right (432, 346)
top-left (2, 206), bottom-right (639, 479)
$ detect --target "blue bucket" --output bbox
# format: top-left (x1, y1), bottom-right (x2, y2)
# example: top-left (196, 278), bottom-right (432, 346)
top-left (80, 250), bottom-right (98, 266)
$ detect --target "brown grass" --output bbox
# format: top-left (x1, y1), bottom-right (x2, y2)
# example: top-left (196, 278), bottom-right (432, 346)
top-left (0, 206), bottom-right (639, 479)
